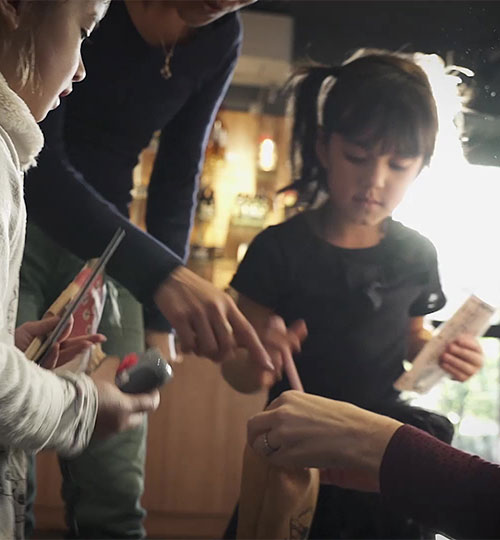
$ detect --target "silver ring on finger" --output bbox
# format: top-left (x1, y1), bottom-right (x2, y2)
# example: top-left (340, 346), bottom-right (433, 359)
top-left (263, 431), bottom-right (279, 456)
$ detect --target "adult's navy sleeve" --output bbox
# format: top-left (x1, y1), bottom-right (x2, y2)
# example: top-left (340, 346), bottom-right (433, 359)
top-left (146, 30), bottom-right (240, 263)
top-left (380, 424), bottom-right (500, 538)
top-left (144, 30), bottom-right (241, 330)
top-left (24, 102), bottom-right (182, 308)
top-left (409, 238), bottom-right (446, 317)
top-left (230, 226), bottom-right (287, 310)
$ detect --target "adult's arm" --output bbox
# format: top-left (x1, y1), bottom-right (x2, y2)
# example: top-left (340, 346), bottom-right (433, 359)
top-left (24, 23), bottom-right (271, 365)
top-left (381, 424), bottom-right (500, 539)
top-left (144, 33), bottom-right (240, 330)
top-left (26, 103), bottom-right (270, 365)
top-left (248, 391), bottom-right (500, 538)
top-left (146, 35), bottom-right (239, 263)
top-left (26, 108), bottom-right (271, 367)
top-left (24, 104), bottom-right (182, 308)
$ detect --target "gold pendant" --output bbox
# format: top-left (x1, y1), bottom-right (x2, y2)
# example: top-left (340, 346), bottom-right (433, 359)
top-left (161, 62), bottom-right (172, 80)
top-left (161, 45), bottom-right (175, 80)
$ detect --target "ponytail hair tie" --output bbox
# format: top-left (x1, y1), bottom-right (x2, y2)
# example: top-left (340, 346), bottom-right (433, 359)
top-left (317, 75), bottom-right (337, 127)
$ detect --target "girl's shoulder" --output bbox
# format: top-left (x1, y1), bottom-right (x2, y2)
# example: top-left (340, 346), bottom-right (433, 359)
top-left (253, 212), bottom-right (313, 248)
top-left (263, 211), bottom-right (312, 235)
top-left (387, 219), bottom-right (439, 263)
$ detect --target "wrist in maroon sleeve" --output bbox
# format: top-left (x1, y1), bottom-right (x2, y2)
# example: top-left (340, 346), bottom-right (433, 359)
top-left (379, 423), bottom-right (500, 539)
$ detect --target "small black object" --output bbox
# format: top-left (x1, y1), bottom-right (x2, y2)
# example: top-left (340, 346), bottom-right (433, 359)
top-left (116, 349), bottom-right (173, 394)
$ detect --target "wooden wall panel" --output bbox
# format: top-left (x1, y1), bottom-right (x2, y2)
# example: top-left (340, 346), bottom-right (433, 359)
top-left (34, 354), bottom-right (266, 539)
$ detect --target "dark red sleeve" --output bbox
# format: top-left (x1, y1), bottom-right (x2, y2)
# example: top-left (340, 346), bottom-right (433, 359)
top-left (380, 424), bottom-right (500, 539)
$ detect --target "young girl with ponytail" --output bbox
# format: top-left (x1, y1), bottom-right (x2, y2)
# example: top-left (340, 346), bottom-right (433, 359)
top-left (223, 50), bottom-right (484, 538)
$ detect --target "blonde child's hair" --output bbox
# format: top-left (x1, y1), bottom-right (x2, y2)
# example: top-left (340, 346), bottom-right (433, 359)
top-left (0, 2), bottom-right (57, 88)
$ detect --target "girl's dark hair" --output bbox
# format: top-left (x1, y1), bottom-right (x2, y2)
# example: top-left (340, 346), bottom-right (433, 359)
top-left (287, 50), bottom-right (439, 203)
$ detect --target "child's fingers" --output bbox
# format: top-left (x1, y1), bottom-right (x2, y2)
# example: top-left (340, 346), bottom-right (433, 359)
top-left (260, 337), bottom-right (284, 377)
top-left (265, 319), bottom-right (303, 391)
top-left (289, 319), bottom-right (308, 343)
top-left (55, 335), bottom-right (107, 367)
top-left (26, 316), bottom-right (60, 337)
top-left (440, 353), bottom-right (477, 381)
top-left (59, 340), bottom-right (94, 359)
top-left (440, 362), bottom-right (470, 382)
top-left (58, 335), bottom-right (107, 366)
top-left (262, 335), bottom-right (288, 375)
top-left (287, 320), bottom-right (308, 353)
top-left (266, 317), bottom-right (303, 357)
top-left (283, 349), bottom-right (304, 392)
top-left (454, 334), bottom-right (482, 352)
top-left (62, 334), bottom-right (107, 347)
top-left (260, 317), bottom-right (305, 382)
top-left (447, 342), bottom-right (483, 367)
top-left (258, 369), bottom-right (278, 389)
top-left (285, 330), bottom-right (302, 354)
top-left (43, 343), bottom-right (60, 370)
top-left (57, 315), bottom-right (75, 343)
top-left (270, 350), bottom-right (284, 379)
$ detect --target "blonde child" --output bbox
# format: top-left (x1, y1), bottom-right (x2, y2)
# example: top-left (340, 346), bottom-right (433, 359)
top-left (0, 2), bottom-right (159, 536)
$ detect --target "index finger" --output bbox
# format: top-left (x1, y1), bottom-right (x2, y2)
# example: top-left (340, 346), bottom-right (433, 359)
top-left (63, 333), bottom-right (107, 346)
top-left (57, 314), bottom-right (75, 343)
top-left (282, 349), bottom-right (304, 392)
top-left (30, 315), bottom-right (60, 335)
top-left (228, 307), bottom-right (273, 371)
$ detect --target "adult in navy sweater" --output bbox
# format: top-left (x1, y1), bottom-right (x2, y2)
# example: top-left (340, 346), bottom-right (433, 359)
top-left (18, 1), bottom-right (264, 538)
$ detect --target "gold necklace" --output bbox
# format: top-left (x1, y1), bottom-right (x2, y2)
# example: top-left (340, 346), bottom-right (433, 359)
top-left (160, 41), bottom-right (176, 80)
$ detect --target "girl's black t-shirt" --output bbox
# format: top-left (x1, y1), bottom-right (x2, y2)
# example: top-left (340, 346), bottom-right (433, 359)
top-left (231, 212), bottom-right (446, 408)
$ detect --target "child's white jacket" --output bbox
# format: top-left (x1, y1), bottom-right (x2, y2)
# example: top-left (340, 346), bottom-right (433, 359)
top-left (0, 73), bottom-right (98, 538)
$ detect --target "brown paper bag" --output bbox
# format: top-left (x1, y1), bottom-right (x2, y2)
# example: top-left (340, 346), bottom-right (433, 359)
top-left (237, 444), bottom-right (319, 540)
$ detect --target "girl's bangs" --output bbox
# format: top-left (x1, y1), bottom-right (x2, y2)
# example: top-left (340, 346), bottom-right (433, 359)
top-left (325, 76), bottom-right (436, 160)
